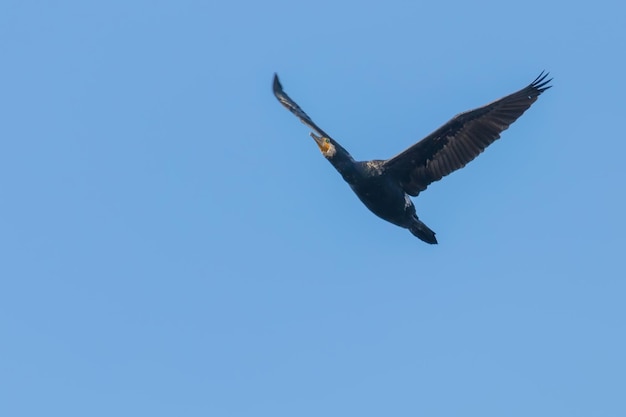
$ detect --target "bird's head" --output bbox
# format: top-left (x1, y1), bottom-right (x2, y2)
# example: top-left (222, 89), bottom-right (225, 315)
top-left (310, 132), bottom-right (337, 158)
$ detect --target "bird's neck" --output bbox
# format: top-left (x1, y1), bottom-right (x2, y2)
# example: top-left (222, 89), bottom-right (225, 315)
top-left (327, 148), bottom-right (358, 184)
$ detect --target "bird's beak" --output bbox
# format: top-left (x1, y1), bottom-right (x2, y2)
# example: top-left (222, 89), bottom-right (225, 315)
top-left (310, 132), bottom-right (331, 153)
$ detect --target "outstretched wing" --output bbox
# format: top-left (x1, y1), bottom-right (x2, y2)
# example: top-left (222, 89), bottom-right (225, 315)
top-left (383, 72), bottom-right (552, 196)
top-left (273, 73), bottom-right (333, 140)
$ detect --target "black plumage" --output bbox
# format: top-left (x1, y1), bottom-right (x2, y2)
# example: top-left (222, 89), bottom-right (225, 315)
top-left (273, 72), bottom-right (552, 244)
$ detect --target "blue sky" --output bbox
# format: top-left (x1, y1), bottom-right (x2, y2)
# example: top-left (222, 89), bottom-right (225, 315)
top-left (1, 1), bottom-right (625, 416)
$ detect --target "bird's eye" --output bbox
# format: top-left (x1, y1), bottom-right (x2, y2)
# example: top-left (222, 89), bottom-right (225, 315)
top-left (325, 138), bottom-right (330, 143)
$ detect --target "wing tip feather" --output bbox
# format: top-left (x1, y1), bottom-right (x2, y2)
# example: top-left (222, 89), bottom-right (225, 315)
top-left (531, 70), bottom-right (553, 93)
top-left (272, 73), bottom-right (283, 97)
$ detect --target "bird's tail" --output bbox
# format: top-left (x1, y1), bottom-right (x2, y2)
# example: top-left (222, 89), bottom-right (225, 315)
top-left (409, 218), bottom-right (438, 244)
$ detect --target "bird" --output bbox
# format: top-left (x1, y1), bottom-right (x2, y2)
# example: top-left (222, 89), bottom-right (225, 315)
top-left (272, 72), bottom-right (552, 244)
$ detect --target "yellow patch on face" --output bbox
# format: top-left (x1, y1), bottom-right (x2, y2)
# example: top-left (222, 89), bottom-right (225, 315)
top-left (311, 133), bottom-right (336, 157)
top-left (321, 138), bottom-right (337, 157)
top-left (318, 138), bottom-right (331, 153)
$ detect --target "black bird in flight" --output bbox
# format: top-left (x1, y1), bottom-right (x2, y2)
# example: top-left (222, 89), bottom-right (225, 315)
top-left (273, 72), bottom-right (551, 244)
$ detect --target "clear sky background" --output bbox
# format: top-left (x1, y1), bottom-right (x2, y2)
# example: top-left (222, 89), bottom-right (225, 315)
top-left (1, 1), bottom-right (625, 416)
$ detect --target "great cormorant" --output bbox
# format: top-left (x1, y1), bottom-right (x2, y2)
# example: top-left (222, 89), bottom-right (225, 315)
top-left (273, 72), bottom-right (551, 244)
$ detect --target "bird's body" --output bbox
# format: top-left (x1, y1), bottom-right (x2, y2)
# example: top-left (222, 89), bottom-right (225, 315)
top-left (339, 159), bottom-right (437, 243)
top-left (273, 73), bottom-right (551, 244)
